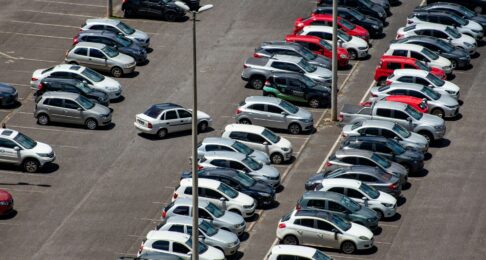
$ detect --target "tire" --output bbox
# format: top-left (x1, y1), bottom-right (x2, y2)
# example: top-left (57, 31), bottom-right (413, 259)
top-left (111, 67), bottom-right (123, 78)
top-left (85, 118), bottom-right (98, 130)
top-left (308, 97), bottom-right (321, 108)
top-left (22, 158), bottom-right (40, 173)
top-left (348, 49), bottom-right (358, 60)
top-left (239, 118), bottom-right (252, 125)
top-left (341, 241), bottom-right (357, 254)
top-left (165, 12), bottom-right (177, 22)
top-left (250, 77), bottom-right (265, 90)
top-left (157, 128), bottom-right (168, 139)
top-left (430, 108), bottom-right (445, 118)
top-left (37, 114), bottom-right (50, 125)
top-left (288, 123), bottom-right (302, 135)
top-left (198, 121), bottom-right (208, 133)
top-left (282, 235), bottom-right (299, 245)
top-left (375, 209), bottom-right (384, 220)
top-left (271, 153), bottom-right (284, 164)
top-left (419, 131), bottom-right (434, 144)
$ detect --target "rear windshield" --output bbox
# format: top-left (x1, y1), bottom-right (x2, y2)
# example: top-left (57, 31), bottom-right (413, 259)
top-left (144, 105), bottom-right (163, 119)
top-left (42, 67), bottom-right (54, 74)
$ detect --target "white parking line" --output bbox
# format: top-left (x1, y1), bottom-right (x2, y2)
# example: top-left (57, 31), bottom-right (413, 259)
top-left (6, 125), bottom-right (90, 134)
top-left (280, 135), bottom-right (309, 140)
top-left (151, 201), bottom-right (164, 204)
top-left (0, 222), bottom-right (21, 226)
top-left (326, 254), bottom-right (369, 260)
top-left (0, 31), bottom-right (71, 40)
top-left (127, 234), bottom-right (145, 238)
top-left (380, 223), bottom-right (399, 228)
top-left (9, 20), bottom-right (79, 28)
top-left (139, 218), bottom-right (161, 222)
top-left (34, 0), bottom-right (105, 8)
top-left (316, 134), bottom-right (343, 173)
top-left (22, 10), bottom-right (95, 18)
top-left (375, 241), bottom-right (393, 245)
top-left (0, 188), bottom-right (47, 193)
top-left (51, 144), bottom-right (80, 149)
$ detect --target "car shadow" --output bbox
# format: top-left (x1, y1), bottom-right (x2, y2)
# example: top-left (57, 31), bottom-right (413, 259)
top-left (146, 47), bottom-right (154, 53)
top-left (446, 113), bottom-right (463, 121)
top-left (124, 71), bottom-right (140, 78)
top-left (382, 212), bottom-right (402, 222)
top-left (110, 95), bottom-right (125, 103)
top-left (478, 40), bottom-right (486, 47)
top-left (37, 121), bottom-right (115, 131)
top-left (471, 52), bottom-right (481, 59)
top-left (358, 54), bottom-right (372, 61)
top-left (402, 182), bottom-right (411, 190)
top-left (458, 63), bottom-right (473, 70)
top-left (339, 63), bottom-right (354, 71)
top-left (372, 226), bottom-right (382, 235)
top-left (446, 74), bottom-right (456, 80)
top-left (136, 59), bottom-right (150, 66)
top-left (313, 245), bottom-right (378, 255)
top-left (238, 232), bottom-right (250, 242)
top-left (397, 196), bottom-right (407, 207)
top-left (2, 101), bottom-right (22, 110)
top-left (458, 100), bottom-right (464, 106)
top-left (430, 138), bottom-right (451, 148)
top-left (228, 251), bottom-right (244, 260)
top-left (137, 128), bottom-right (213, 141)
top-left (391, 1), bottom-right (402, 7)
top-left (409, 168), bottom-right (428, 178)
top-left (0, 209), bottom-right (18, 220)
top-left (244, 212), bottom-right (260, 223)
top-left (424, 152), bottom-right (432, 161)
top-left (371, 32), bottom-right (386, 40)
top-left (275, 185), bottom-right (285, 193)
top-left (260, 201), bottom-right (280, 210)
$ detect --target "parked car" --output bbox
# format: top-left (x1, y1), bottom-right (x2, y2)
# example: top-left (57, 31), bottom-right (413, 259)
top-left (294, 14), bottom-right (370, 42)
top-left (30, 64), bottom-right (122, 100)
top-left (276, 209), bottom-right (374, 254)
top-left (74, 30), bottom-right (147, 64)
top-left (418, 2), bottom-right (486, 28)
top-left (263, 72), bottom-right (331, 109)
top-left (255, 41), bottom-right (331, 70)
top-left (340, 135), bottom-right (424, 172)
top-left (80, 18), bottom-right (150, 48)
top-left (129, 251), bottom-right (182, 260)
top-left (134, 103), bottom-right (212, 139)
top-left (137, 231), bottom-right (224, 260)
top-left (374, 55), bottom-right (446, 85)
top-left (197, 137), bottom-right (270, 164)
top-left (0, 189), bottom-right (14, 216)
top-left (157, 216), bottom-right (240, 256)
top-left (296, 191), bottom-right (379, 229)
top-left (0, 83), bottom-right (18, 107)
top-left (222, 124), bottom-right (293, 164)
top-left (34, 92), bottom-right (112, 130)
top-left (392, 35), bottom-right (471, 69)
top-left (318, 0), bottom-right (387, 21)
top-left (197, 151), bottom-right (281, 188)
top-left (305, 165), bottom-right (402, 197)
top-left (313, 6), bottom-right (384, 36)
top-left (235, 96), bottom-right (314, 134)
top-left (316, 179), bottom-right (397, 219)
top-left (341, 119), bottom-right (429, 152)
top-left (37, 77), bottom-right (109, 106)
top-left (370, 82), bottom-right (460, 119)
top-left (267, 245), bottom-right (332, 260)
top-left (285, 35), bottom-right (350, 68)
top-left (426, 0), bottom-right (486, 14)
top-left (180, 167), bottom-right (276, 207)
top-left (386, 69), bottom-right (460, 98)
top-left (361, 95), bottom-right (429, 113)
top-left (160, 198), bottom-right (246, 236)
top-left (0, 128), bottom-right (55, 173)
top-left (241, 55), bottom-right (331, 89)
top-left (121, 0), bottom-right (186, 21)
top-left (297, 26), bottom-right (369, 60)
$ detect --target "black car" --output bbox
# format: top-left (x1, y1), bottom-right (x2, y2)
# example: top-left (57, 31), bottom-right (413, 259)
top-left (76, 30), bottom-right (147, 64)
top-left (314, 6), bottom-right (384, 37)
top-left (121, 0), bottom-right (186, 21)
top-left (392, 36), bottom-right (471, 68)
top-left (180, 168), bottom-right (276, 208)
top-left (427, 0), bottom-right (486, 14)
top-left (340, 136), bottom-right (424, 173)
top-left (36, 78), bottom-right (110, 106)
top-left (0, 83), bottom-right (18, 107)
top-left (318, 0), bottom-right (387, 21)
top-left (416, 2), bottom-right (486, 29)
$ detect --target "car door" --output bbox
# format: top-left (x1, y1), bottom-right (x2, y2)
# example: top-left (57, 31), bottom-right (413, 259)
top-left (150, 240), bottom-right (171, 255)
top-left (141, 0), bottom-right (164, 17)
top-left (44, 98), bottom-right (66, 122)
top-left (345, 188), bottom-right (367, 205)
top-left (176, 109), bottom-right (193, 131)
top-left (88, 48), bottom-right (109, 71)
top-left (161, 110), bottom-right (182, 133)
top-left (246, 133), bottom-right (270, 154)
top-left (171, 242), bottom-right (191, 260)
top-left (0, 138), bottom-right (22, 163)
top-left (375, 108), bottom-right (393, 122)
top-left (287, 78), bottom-right (307, 103)
top-left (391, 109), bottom-right (413, 130)
top-left (246, 104), bottom-right (267, 126)
top-left (315, 220), bottom-right (341, 248)
top-left (199, 187), bottom-right (225, 209)
top-left (270, 61), bottom-right (290, 73)
top-left (72, 47), bottom-right (90, 67)
top-left (265, 104), bottom-right (287, 129)
top-left (374, 143), bottom-right (393, 160)
top-left (293, 218), bottom-right (320, 246)
top-left (63, 99), bottom-right (84, 124)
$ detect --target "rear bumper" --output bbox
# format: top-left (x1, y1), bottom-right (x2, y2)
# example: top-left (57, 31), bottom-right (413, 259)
top-left (134, 122), bottom-right (158, 135)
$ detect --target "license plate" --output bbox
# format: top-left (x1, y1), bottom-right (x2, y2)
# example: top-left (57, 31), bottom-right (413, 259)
top-left (137, 119), bottom-right (145, 125)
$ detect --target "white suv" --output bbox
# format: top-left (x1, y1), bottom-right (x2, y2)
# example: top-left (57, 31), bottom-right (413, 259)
top-left (0, 128), bottom-right (55, 173)
top-left (385, 43), bottom-right (453, 75)
top-left (222, 124), bottom-right (293, 164)
top-left (173, 178), bottom-right (256, 218)
top-left (387, 69), bottom-right (460, 98)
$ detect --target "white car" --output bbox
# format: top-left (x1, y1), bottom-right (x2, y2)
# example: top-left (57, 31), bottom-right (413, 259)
top-left (222, 124), bottom-right (292, 164)
top-left (198, 137), bottom-right (270, 165)
top-left (276, 209), bottom-right (374, 254)
top-left (385, 43), bottom-right (453, 75)
top-left (81, 18), bottom-right (150, 48)
top-left (396, 23), bottom-right (477, 54)
top-left (267, 245), bottom-right (332, 260)
top-left (316, 178), bottom-right (397, 219)
top-left (173, 178), bottom-right (256, 218)
top-left (407, 12), bottom-right (483, 40)
top-left (138, 230), bottom-right (225, 260)
top-left (387, 69), bottom-right (460, 98)
top-left (298, 25), bottom-right (369, 59)
top-left (30, 64), bottom-right (122, 100)
top-left (0, 128), bottom-right (55, 173)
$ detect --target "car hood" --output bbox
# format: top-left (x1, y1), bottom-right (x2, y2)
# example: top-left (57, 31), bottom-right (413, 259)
top-left (200, 245), bottom-right (225, 260)
top-left (276, 136), bottom-right (292, 151)
top-left (293, 107), bottom-right (313, 121)
top-left (467, 20), bottom-right (483, 31)
top-left (354, 205), bottom-right (378, 219)
top-left (387, 161), bottom-right (408, 175)
top-left (254, 165), bottom-right (280, 179)
top-left (88, 89), bottom-right (110, 100)
top-left (342, 125), bottom-right (355, 136)
top-left (377, 191), bottom-right (397, 205)
top-left (311, 66), bottom-right (332, 78)
top-left (402, 148), bottom-right (424, 161)
top-left (440, 81), bottom-right (460, 93)
top-left (311, 55), bottom-right (332, 69)
top-left (111, 52), bottom-right (135, 65)
top-left (209, 228), bottom-right (239, 246)
top-left (234, 192), bottom-right (255, 207)
top-left (420, 113), bottom-right (445, 127)
top-left (430, 67), bottom-right (445, 78)
top-left (250, 181), bottom-right (274, 195)
top-left (437, 93), bottom-right (460, 107)
top-left (99, 76), bottom-right (121, 91)
top-left (346, 222), bottom-right (373, 239)
top-left (188, 109), bottom-right (212, 120)
top-left (218, 211), bottom-right (244, 226)
top-left (350, 36), bottom-right (368, 47)
top-left (31, 141), bottom-right (54, 154)
top-left (131, 29), bottom-right (149, 41)
top-left (0, 190), bottom-right (12, 201)
top-left (89, 103), bottom-right (111, 115)
top-left (250, 150), bottom-right (270, 164)
top-left (435, 56), bottom-right (452, 67)
top-left (364, 15), bottom-right (383, 27)
top-left (353, 24), bottom-right (370, 36)
top-left (456, 33), bottom-right (476, 45)
top-left (471, 15), bottom-right (486, 26)
top-left (407, 132), bottom-right (429, 146)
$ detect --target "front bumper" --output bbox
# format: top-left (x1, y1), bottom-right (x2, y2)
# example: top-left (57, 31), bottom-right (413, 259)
top-left (444, 106), bottom-right (460, 118)
top-left (242, 204), bottom-right (256, 218)
top-left (107, 90), bottom-right (122, 100)
top-left (232, 222), bottom-right (246, 236)
top-left (283, 149), bottom-right (293, 161)
top-left (38, 153), bottom-right (56, 166)
top-left (122, 65), bottom-right (136, 74)
top-left (356, 237), bottom-right (374, 250)
top-left (222, 241), bottom-right (240, 256)
top-left (383, 205), bottom-right (397, 218)
top-left (433, 125), bottom-right (447, 139)
top-left (100, 115), bottom-right (112, 126)
top-left (256, 194), bottom-right (275, 208)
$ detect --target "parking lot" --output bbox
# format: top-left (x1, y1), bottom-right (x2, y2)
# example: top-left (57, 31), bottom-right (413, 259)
top-left (1, 0), bottom-right (486, 259)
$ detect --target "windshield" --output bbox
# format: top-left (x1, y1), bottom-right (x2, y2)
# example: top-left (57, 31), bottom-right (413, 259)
top-left (387, 139), bottom-right (405, 155)
top-left (459, 6), bottom-right (476, 18)
top-left (262, 129), bottom-right (280, 143)
top-left (361, 0), bottom-right (373, 8)
top-left (76, 95), bottom-right (95, 109)
top-left (242, 156), bottom-right (263, 171)
top-left (205, 203), bottom-right (224, 218)
top-left (331, 214), bottom-right (351, 231)
top-left (185, 238), bottom-right (208, 254)
top-left (393, 123), bottom-right (411, 138)
top-left (75, 82), bottom-right (93, 93)
top-left (445, 27), bottom-right (461, 39)
top-left (116, 21), bottom-right (135, 35)
top-left (435, 39), bottom-right (455, 52)
top-left (301, 75), bottom-right (317, 88)
top-left (405, 105), bottom-right (423, 120)
top-left (339, 18), bottom-right (356, 30)
top-left (421, 48), bottom-right (439, 60)
top-left (232, 141), bottom-right (253, 155)
top-left (313, 250), bottom-right (332, 260)
top-left (300, 47), bottom-right (317, 60)
top-left (115, 34), bottom-right (132, 47)
top-left (102, 46), bottom-right (119, 58)
top-left (298, 59), bottom-right (317, 73)
top-left (450, 14), bottom-right (467, 26)
top-left (319, 39), bottom-right (332, 50)
top-left (341, 196), bottom-right (361, 212)
top-left (235, 170), bottom-right (256, 188)
top-left (349, 8), bottom-right (365, 19)
top-left (280, 100), bottom-right (299, 114)
top-left (217, 183), bottom-right (238, 199)
top-left (426, 73), bottom-right (445, 86)
top-left (421, 86), bottom-right (441, 100)
top-left (351, 121), bottom-right (363, 130)
top-left (200, 220), bottom-right (218, 237)
top-left (359, 183), bottom-right (380, 199)
top-left (81, 67), bottom-right (104, 82)
top-left (337, 30), bottom-right (352, 42)
top-left (14, 132), bottom-right (37, 149)
top-left (415, 60), bottom-right (430, 71)
top-left (371, 153), bottom-right (391, 168)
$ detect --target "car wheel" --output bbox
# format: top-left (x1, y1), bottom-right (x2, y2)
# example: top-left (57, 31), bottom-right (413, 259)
top-left (375, 209), bottom-right (384, 220)
top-left (282, 235), bottom-right (299, 245)
top-left (271, 153), bottom-right (284, 164)
top-left (198, 121), bottom-right (209, 133)
top-left (475, 6), bottom-right (483, 14)
top-left (341, 241), bottom-right (357, 254)
top-left (157, 129), bottom-right (168, 139)
top-left (288, 123), bottom-right (301, 135)
top-left (419, 131), bottom-right (433, 144)
top-left (111, 67), bottom-right (123, 78)
top-left (37, 114), bottom-right (49, 125)
top-left (308, 98), bottom-right (321, 108)
top-left (430, 108), bottom-right (444, 118)
top-left (85, 118), bottom-right (98, 130)
top-left (250, 77), bottom-right (265, 90)
top-left (348, 49), bottom-right (358, 60)
top-left (22, 158), bottom-right (40, 173)
top-left (451, 59), bottom-right (457, 69)
top-left (165, 12), bottom-right (177, 22)
top-left (239, 118), bottom-right (251, 125)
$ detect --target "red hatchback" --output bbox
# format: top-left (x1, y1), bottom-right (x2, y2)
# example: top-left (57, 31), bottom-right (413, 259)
top-left (285, 34), bottom-right (350, 68)
top-left (0, 189), bottom-right (14, 216)
top-left (374, 56), bottom-right (446, 85)
top-left (361, 95), bottom-right (429, 113)
top-left (294, 14), bottom-right (370, 42)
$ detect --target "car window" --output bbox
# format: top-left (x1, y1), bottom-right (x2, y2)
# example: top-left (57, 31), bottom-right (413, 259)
top-left (64, 100), bottom-right (80, 109)
top-left (248, 104), bottom-right (265, 111)
top-left (358, 174), bottom-right (378, 182)
top-left (328, 187), bottom-right (345, 194)
top-left (211, 159), bottom-right (230, 168)
top-left (206, 145), bottom-right (231, 152)
top-left (46, 83), bottom-right (63, 91)
top-left (307, 199), bottom-right (325, 209)
top-left (89, 49), bottom-right (105, 59)
top-left (328, 201), bottom-right (347, 212)
top-left (184, 187), bottom-right (192, 195)
top-left (164, 110), bottom-right (178, 120)
top-left (152, 240), bottom-right (170, 251)
top-left (346, 188), bottom-right (364, 199)
top-left (389, 89), bottom-right (407, 95)
top-left (408, 90), bottom-right (426, 99)
top-left (229, 161), bottom-right (247, 171)
top-left (286, 63), bottom-right (303, 73)
top-left (394, 110), bottom-right (409, 120)
top-left (308, 43), bottom-right (323, 52)
top-left (274, 77), bottom-right (287, 86)
top-left (172, 242), bottom-right (190, 254)
top-left (294, 218), bottom-right (314, 228)
top-left (386, 62), bottom-right (401, 70)
top-left (392, 50), bottom-right (407, 57)
top-left (74, 48), bottom-right (88, 56)
top-left (288, 79), bottom-right (303, 89)
top-left (47, 98), bottom-right (63, 107)
top-left (50, 72), bottom-right (70, 78)
top-left (271, 61), bottom-right (288, 70)
top-left (267, 105), bottom-right (283, 114)
top-left (316, 220), bottom-right (335, 232)
top-left (173, 206), bottom-right (190, 215)
top-left (198, 208), bottom-right (212, 220)
top-left (381, 129), bottom-right (398, 139)
top-left (375, 143), bottom-right (392, 153)
top-left (341, 157), bottom-right (358, 164)
top-left (410, 51), bottom-right (426, 61)
top-left (168, 224), bottom-right (185, 233)
top-left (0, 138), bottom-right (17, 149)
top-left (364, 128), bottom-right (380, 136)
top-left (89, 25), bottom-right (105, 30)
top-left (177, 109), bottom-right (192, 118)
top-left (201, 188), bottom-right (222, 199)
top-left (229, 131), bottom-right (248, 141)
top-left (415, 77), bottom-right (429, 85)
top-left (63, 85), bottom-right (79, 93)
top-left (359, 142), bottom-right (373, 150)
top-left (398, 76), bottom-right (414, 83)
top-left (358, 157), bottom-right (377, 167)
top-left (247, 133), bottom-right (266, 144)
top-left (376, 109), bottom-right (392, 117)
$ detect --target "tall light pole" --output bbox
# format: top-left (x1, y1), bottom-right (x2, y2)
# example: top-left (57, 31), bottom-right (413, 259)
top-left (174, 2), bottom-right (213, 259)
top-left (331, 0), bottom-right (338, 121)
top-left (107, 0), bottom-right (113, 17)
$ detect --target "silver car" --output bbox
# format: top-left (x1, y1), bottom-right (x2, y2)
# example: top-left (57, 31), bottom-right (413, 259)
top-left (236, 96), bottom-right (314, 135)
top-left (81, 18), bottom-right (150, 48)
top-left (157, 216), bottom-right (240, 256)
top-left (65, 42), bottom-right (136, 78)
top-left (198, 137), bottom-right (270, 165)
top-left (34, 92), bottom-right (112, 130)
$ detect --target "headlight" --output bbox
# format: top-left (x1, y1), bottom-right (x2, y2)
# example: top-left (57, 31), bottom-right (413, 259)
top-left (382, 203), bottom-right (393, 208)
top-left (298, 118), bottom-right (312, 123)
top-left (446, 90), bottom-right (456, 95)
top-left (434, 125), bottom-right (444, 130)
top-left (106, 86), bottom-right (118, 91)
top-left (340, 54), bottom-right (347, 59)
top-left (464, 42), bottom-right (472, 47)
top-left (36, 153), bottom-right (51, 157)
top-left (282, 147), bottom-right (290, 152)
top-left (359, 236), bottom-right (370, 241)
top-left (257, 192), bottom-right (271, 197)
top-left (372, 25), bottom-right (379, 29)
top-left (367, 218), bottom-right (375, 222)
top-left (243, 204), bottom-right (254, 209)
top-left (472, 29), bottom-right (482, 33)
top-left (358, 46), bottom-right (368, 50)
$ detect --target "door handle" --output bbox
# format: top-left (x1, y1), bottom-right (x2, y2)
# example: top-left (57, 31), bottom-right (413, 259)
top-left (297, 231), bottom-right (303, 234)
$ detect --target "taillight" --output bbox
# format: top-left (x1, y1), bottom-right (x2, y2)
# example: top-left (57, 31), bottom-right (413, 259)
top-left (295, 203), bottom-right (301, 211)
top-left (278, 223), bottom-right (286, 229)
top-left (338, 113), bottom-right (343, 121)
top-left (389, 183), bottom-right (398, 190)
top-left (325, 161), bottom-right (333, 167)
top-left (147, 122), bottom-right (153, 129)
top-left (235, 109), bottom-right (241, 115)
top-left (371, 93), bottom-right (377, 97)
top-left (173, 193), bottom-right (178, 200)
top-left (396, 34), bottom-right (404, 40)
top-left (64, 51), bottom-right (68, 58)
top-left (264, 80), bottom-right (270, 86)
top-left (73, 35), bottom-right (79, 45)
top-left (197, 165), bottom-right (203, 170)
top-left (138, 242), bottom-right (144, 254)
top-left (123, 0), bottom-right (128, 3)
top-left (253, 53), bottom-right (262, 58)
top-left (385, 80), bottom-right (392, 85)
top-left (243, 64), bottom-right (248, 69)
top-left (161, 210), bottom-right (167, 218)
top-left (360, 101), bottom-right (372, 107)
top-left (37, 83), bottom-right (44, 90)
top-left (31, 77), bottom-right (38, 82)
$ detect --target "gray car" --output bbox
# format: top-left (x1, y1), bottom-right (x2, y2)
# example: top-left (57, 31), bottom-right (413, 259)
top-left (65, 42), bottom-right (136, 78)
top-left (255, 41), bottom-right (331, 69)
top-left (160, 198), bottom-right (246, 236)
top-left (296, 191), bottom-right (379, 230)
top-left (197, 137), bottom-right (270, 165)
top-left (157, 216), bottom-right (240, 256)
top-left (305, 165), bottom-right (402, 197)
top-left (81, 18), bottom-right (150, 48)
top-left (34, 92), bottom-right (112, 130)
top-left (236, 96), bottom-right (314, 135)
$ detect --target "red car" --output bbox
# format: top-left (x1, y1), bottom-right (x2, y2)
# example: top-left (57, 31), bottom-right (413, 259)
top-left (361, 95), bottom-right (429, 113)
top-left (0, 189), bottom-right (13, 216)
top-left (285, 34), bottom-right (350, 68)
top-left (374, 56), bottom-right (446, 85)
top-left (294, 14), bottom-right (370, 42)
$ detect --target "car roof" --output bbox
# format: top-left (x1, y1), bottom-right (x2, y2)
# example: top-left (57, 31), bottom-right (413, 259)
top-left (73, 42), bottom-right (106, 49)
top-left (244, 96), bottom-right (282, 106)
top-left (345, 135), bottom-right (389, 144)
top-left (335, 148), bottom-right (374, 157)
top-left (0, 128), bottom-right (18, 138)
top-left (302, 25), bottom-right (333, 33)
top-left (198, 167), bottom-right (240, 177)
top-left (85, 18), bottom-right (120, 26)
top-left (373, 100), bottom-right (407, 110)
top-left (146, 230), bottom-right (190, 241)
top-left (320, 178), bottom-right (362, 189)
top-left (41, 91), bottom-right (80, 99)
top-left (388, 82), bottom-right (425, 91)
top-left (273, 54), bottom-right (302, 63)
top-left (380, 55), bottom-right (416, 63)
top-left (180, 178), bottom-right (221, 190)
top-left (389, 43), bottom-right (424, 51)
top-left (391, 68), bottom-right (428, 77)
top-left (302, 190), bottom-right (346, 202)
top-left (271, 245), bottom-right (317, 257)
top-left (42, 77), bottom-right (81, 84)
top-left (164, 215), bottom-right (200, 226)
top-left (361, 119), bottom-right (396, 128)
top-left (407, 22), bottom-right (449, 30)
top-left (293, 208), bottom-right (333, 220)
top-left (272, 72), bottom-right (304, 79)
top-left (148, 103), bottom-right (183, 111)
top-left (203, 151), bottom-right (247, 160)
top-left (286, 34), bottom-right (322, 43)
top-left (386, 95), bottom-right (424, 104)
top-left (78, 29), bottom-right (118, 37)
top-left (224, 123), bottom-right (265, 135)
top-left (395, 35), bottom-right (441, 44)
top-left (172, 197), bottom-right (210, 207)
top-left (201, 137), bottom-right (235, 146)
top-left (260, 41), bottom-right (301, 49)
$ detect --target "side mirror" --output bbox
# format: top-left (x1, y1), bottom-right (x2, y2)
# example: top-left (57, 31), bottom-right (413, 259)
top-left (338, 40), bottom-right (343, 47)
top-left (280, 111), bottom-right (288, 116)
top-left (220, 197), bottom-right (227, 210)
top-left (77, 107), bottom-right (83, 112)
top-left (332, 229), bottom-right (339, 240)
top-left (428, 84), bottom-right (434, 88)
top-left (13, 146), bottom-right (20, 151)
top-left (362, 196), bottom-right (369, 207)
top-left (407, 117), bottom-right (412, 122)
top-left (198, 234), bottom-right (205, 241)
top-left (263, 141), bottom-right (269, 146)
top-left (82, 80), bottom-right (88, 84)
